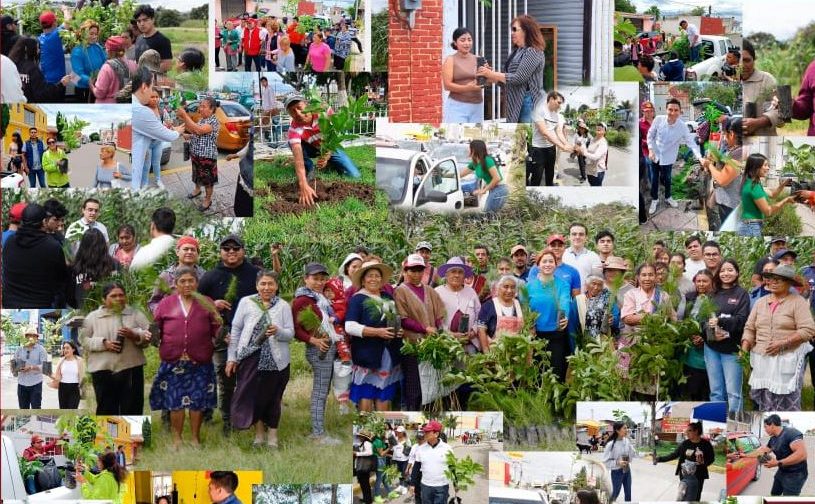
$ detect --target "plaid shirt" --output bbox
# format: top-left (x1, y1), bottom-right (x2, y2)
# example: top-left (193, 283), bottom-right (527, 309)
top-left (190, 115), bottom-right (220, 159)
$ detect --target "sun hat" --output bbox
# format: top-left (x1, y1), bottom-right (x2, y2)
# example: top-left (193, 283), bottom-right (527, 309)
top-left (762, 265), bottom-right (802, 287)
top-left (403, 254), bottom-right (426, 269)
top-left (437, 257), bottom-right (473, 278)
top-left (351, 260), bottom-right (394, 288)
top-left (603, 256), bottom-right (629, 271)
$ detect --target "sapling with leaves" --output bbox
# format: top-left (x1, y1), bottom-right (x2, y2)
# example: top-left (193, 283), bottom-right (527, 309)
top-left (297, 305), bottom-right (330, 360)
top-left (362, 296), bottom-right (401, 334)
top-left (444, 450), bottom-right (484, 499)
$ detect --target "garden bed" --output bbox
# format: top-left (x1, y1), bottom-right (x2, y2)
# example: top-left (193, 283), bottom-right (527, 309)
top-left (258, 180), bottom-right (378, 215)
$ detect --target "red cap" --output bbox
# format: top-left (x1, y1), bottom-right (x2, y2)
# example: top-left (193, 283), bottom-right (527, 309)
top-left (422, 420), bottom-right (443, 433)
top-left (546, 234), bottom-right (566, 245)
top-left (9, 202), bottom-right (26, 223)
top-left (176, 235), bottom-right (200, 250)
top-left (31, 435), bottom-right (43, 444)
top-left (39, 11), bottom-right (56, 27)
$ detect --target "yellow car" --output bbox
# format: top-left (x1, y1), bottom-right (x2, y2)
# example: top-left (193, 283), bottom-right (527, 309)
top-left (186, 100), bottom-right (251, 152)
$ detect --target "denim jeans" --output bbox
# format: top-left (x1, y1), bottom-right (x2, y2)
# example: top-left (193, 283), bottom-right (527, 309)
top-left (444, 97), bottom-right (484, 123)
top-left (650, 163), bottom-right (672, 200)
top-left (143, 139), bottom-right (162, 187)
top-left (300, 147), bottom-right (361, 179)
top-left (610, 468), bottom-right (632, 502)
top-left (28, 169), bottom-right (46, 188)
top-left (739, 220), bottom-right (763, 237)
top-left (484, 184), bottom-right (509, 213)
top-left (518, 94), bottom-right (534, 123)
top-left (420, 484), bottom-right (449, 504)
top-left (374, 457), bottom-right (392, 497)
top-left (587, 172), bottom-right (605, 186)
top-left (18, 383), bottom-right (43, 409)
top-left (704, 346), bottom-right (743, 412)
top-left (690, 44), bottom-right (701, 63)
top-left (771, 470), bottom-right (808, 496)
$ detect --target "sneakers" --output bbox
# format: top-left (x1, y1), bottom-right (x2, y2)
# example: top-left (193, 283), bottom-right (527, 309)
top-left (649, 200), bottom-right (658, 214)
top-left (666, 197), bottom-right (679, 208)
top-left (156, 180), bottom-right (165, 189)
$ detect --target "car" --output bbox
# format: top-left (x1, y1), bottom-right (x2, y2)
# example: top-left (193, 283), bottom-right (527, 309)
top-left (490, 487), bottom-right (549, 504)
top-left (611, 109), bottom-right (635, 132)
top-left (185, 100), bottom-right (252, 151)
top-left (1, 170), bottom-right (25, 189)
top-left (160, 141), bottom-right (172, 165)
top-left (685, 35), bottom-right (738, 81)
top-left (726, 431), bottom-right (762, 495)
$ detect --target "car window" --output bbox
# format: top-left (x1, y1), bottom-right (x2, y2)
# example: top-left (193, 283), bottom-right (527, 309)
top-left (416, 159), bottom-right (458, 206)
top-left (187, 102), bottom-right (200, 113)
top-left (700, 40), bottom-right (714, 60)
top-left (221, 103), bottom-right (251, 118)
top-left (375, 158), bottom-right (408, 204)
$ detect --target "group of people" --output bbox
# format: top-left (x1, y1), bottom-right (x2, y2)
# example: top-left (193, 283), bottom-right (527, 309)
top-left (216, 13), bottom-right (362, 73)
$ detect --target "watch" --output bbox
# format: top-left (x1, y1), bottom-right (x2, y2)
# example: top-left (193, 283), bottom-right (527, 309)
top-left (777, 460), bottom-right (783, 467)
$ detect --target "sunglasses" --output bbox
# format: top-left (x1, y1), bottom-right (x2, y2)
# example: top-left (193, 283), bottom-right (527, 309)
top-left (221, 246), bottom-right (242, 252)
top-left (47, 141), bottom-right (55, 145)
top-left (511, 26), bottom-right (521, 32)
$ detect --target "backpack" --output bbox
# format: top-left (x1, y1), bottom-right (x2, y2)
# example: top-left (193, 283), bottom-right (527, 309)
top-left (106, 58), bottom-right (133, 103)
top-left (35, 459), bottom-right (63, 492)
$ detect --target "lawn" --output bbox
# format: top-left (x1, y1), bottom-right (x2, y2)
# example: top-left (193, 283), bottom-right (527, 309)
top-left (162, 26), bottom-right (209, 56)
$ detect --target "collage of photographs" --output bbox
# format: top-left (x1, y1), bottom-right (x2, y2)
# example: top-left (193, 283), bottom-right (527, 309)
top-left (1, 0), bottom-right (815, 502)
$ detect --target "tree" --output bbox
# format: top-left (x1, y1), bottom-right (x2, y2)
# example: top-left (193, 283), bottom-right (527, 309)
top-left (0, 104), bottom-right (8, 139)
top-left (614, 0), bottom-right (637, 13)
top-left (56, 111), bottom-right (66, 141)
top-left (155, 8), bottom-right (182, 27)
top-left (689, 6), bottom-right (706, 16)
top-left (189, 4), bottom-right (208, 20)
top-left (372, 9), bottom-right (388, 72)
top-left (644, 5), bottom-right (660, 20)
top-left (89, 132), bottom-right (100, 142)
top-left (747, 32), bottom-right (778, 49)
top-left (142, 417), bottom-right (152, 448)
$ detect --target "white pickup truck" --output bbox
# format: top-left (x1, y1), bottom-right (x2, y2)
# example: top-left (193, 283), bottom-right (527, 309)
top-left (684, 35), bottom-right (737, 81)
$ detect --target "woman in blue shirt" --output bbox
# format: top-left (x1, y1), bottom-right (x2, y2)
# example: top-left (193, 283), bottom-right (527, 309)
top-left (70, 20), bottom-right (106, 103)
top-left (526, 248), bottom-right (571, 381)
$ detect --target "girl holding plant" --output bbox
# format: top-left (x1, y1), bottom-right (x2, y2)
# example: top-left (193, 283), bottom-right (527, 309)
top-left (51, 341), bottom-right (85, 409)
top-left (527, 249), bottom-right (571, 381)
top-left (150, 267), bottom-right (220, 448)
top-left (76, 451), bottom-right (127, 504)
top-left (228, 270), bottom-right (294, 448)
top-left (738, 153), bottom-right (795, 237)
top-left (70, 20), bottom-right (106, 103)
top-left (702, 116), bottom-right (743, 228)
top-left (80, 282), bottom-right (151, 415)
top-left (345, 261), bottom-right (403, 412)
top-left (682, 269), bottom-right (716, 401)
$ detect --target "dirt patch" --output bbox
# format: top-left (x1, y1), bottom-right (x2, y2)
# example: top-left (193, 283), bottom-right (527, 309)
top-left (259, 180), bottom-right (377, 214)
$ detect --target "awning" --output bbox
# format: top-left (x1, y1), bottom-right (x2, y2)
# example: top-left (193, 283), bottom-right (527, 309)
top-left (691, 402), bottom-right (727, 422)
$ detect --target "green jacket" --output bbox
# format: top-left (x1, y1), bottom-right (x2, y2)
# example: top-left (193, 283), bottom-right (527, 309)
top-left (42, 148), bottom-right (69, 187)
top-left (81, 470), bottom-right (125, 504)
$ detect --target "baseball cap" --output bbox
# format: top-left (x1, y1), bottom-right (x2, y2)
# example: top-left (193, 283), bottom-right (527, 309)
top-left (1, 15), bottom-right (18, 26)
top-left (510, 245), bottom-right (527, 256)
top-left (403, 254), bottom-right (426, 269)
top-left (39, 11), bottom-right (56, 27)
top-left (547, 234), bottom-right (566, 245)
top-left (773, 249), bottom-right (797, 261)
top-left (422, 420), bottom-right (443, 433)
top-left (770, 236), bottom-right (787, 245)
top-left (284, 94), bottom-right (305, 110)
top-left (9, 202), bottom-right (26, 223)
top-left (219, 234), bottom-right (244, 248)
top-left (415, 241), bottom-right (432, 252)
top-left (396, 426), bottom-right (406, 433)
top-left (304, 262), bottom-right (329, 276)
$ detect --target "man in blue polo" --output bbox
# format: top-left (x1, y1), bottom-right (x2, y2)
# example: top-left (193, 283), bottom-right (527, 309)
top-left (37, 11), bottom-right (68, 98)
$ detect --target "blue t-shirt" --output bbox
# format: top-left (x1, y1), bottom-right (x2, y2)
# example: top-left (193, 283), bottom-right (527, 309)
top-left (527, 274), bottom-right (571, 332)
top-left (2, 229), bottom-right (16, 247)
top-left (38, 28), bottom-right (67, 84)
top-left (528, 263), bottom-right (582, 293)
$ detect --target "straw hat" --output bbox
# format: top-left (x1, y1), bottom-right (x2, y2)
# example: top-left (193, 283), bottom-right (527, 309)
top-left (351, 260), bottom-right (394, 288)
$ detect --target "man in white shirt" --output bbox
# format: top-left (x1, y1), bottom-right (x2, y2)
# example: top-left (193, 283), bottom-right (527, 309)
top-left (1, 54), bottom-right (26, 103)
top-left (65, 197), bottom-right (109, 245)
top-left (646, 98), bottom-right (702, 214)
top-left (415, 420), bottom-right (452, 504)
top-left (130, 207), bottom-right (176, 271)
top-left (530, 91), bottom-right (573, 186)
top-left (683, 235), bottom-right (706, 280)
top-left (562, 223), bottom-right (602, 289)
top-left (680, 20), bottom-right (702, 62)
top-left (594, 229), bottom-right (615, 268)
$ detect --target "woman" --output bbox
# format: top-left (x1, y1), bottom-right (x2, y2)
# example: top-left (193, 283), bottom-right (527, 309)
top-left (273, 36), bottom-right (296, 73)
top-left (477, 275), bottom-right (524, 351)
top-left (214, 21), bottom-right (222, 69)
top-left (333, 22), bottom-right (362, 71)
top-left (144, 90), bottom-right (169, 189)
top-left (459, 139), bottom-right (508, 213)
top-left (263, 20), bottom-right (280, 71)
top-left (579, 123), bottom-right (610, 187)
top-left (51, 341), bottom-right (85, 409)
top-left (108, 225), bottom-right (140, 268)
top-left (373, 433), bottom-right (392, 498)
top-left (682, 269), bottom-right (716, 401)
top-left (90, 36), bottom-right (135, 104)
top-left (392, 426), bottom-right (411, 488)
top-left (345, 261), bottom-right (402, 412)
top-left (572, 121), bottom-right (591, 183)
top-left (42, 138), bottom-right (69, 188)
top-left (93, 145), bottom-right (131, 188)
top-left (7, 132), bottom-right (27, 176)
top-left (435, 257), bottom-right (482, 353)
top-left (222, 21), bottom-right (240, 71)
top-left (306, 32), bottom-right (333, 72)
top-left (70, 20), bottom-right (106, 103)
top-left (738, 153), bottom-right (795, 236)
top-left (706, 260), bottom-right (750, 411)
top-left (477, 15), bottom-right (546, 122)
top-left (150, 267), bottom-right (220, 448)
top-left (603, 421), bottom-right (637, 503)
top-left (743, 265), bottom-right (815, 410)
top-left (527, 249), bottom-right (571, 380)
top-left (80, 282), bottom-right (151, 415)
top-left (394, 254), bottom-right (445, 410)
top-left (741, 39), bottom-right (782, 136)
top-left (228, 270), bottom-right (294, 448)
top-left (354, 431), bottom-right (376, 504)
top-left (577, 275), bottom-right (614, 341)
top-left (442, 27), bottom-right (484, 123)
top-left (176, 97), bottom-right (220, 212)
top-left (148, 236), bottom-right (205, 312)
top-left (654, 422), bottom-right (715, 502)
top-left (703, 116), bottom-right (744, 226)
top-left (71, 228), bottom-right (119, 309)
top-left (77, 452), bottom-right (127, 504)
top-left (9, 37), bottom-right (72, 103)
top-left (576, 489), bottom-right (600, 504)
top-left (338, 253), bottom-right (364, 292)
top-left (176, 47), bottom-right (205, 73)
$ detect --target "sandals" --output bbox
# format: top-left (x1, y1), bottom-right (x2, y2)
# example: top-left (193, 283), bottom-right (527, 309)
top-left (187, 190), bottom-right (202, 199)
top-left (197, 201), bottom-right (212, 212)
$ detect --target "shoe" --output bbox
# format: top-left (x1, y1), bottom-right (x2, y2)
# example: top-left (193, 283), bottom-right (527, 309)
top-left (198, 201), bottom-right (212, 212)
top-left (649, 200), bottom-right (658, 214)
top-left (156, 180), bottom-right (165, 189)
top-left (666, 197), bottom-right (679, 208)
top-left (187, 191), bottom-right (201, 199)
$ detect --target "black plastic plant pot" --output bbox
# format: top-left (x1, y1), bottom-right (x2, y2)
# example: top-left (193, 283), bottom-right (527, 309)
top-left (777, 85), bottom-right (792, 122)
top-left (744, 102), bottom-right (757, 119)
top-left (705, 324), bottom-right (717, 343)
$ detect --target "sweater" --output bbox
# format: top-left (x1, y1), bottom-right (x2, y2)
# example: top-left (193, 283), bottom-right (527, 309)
top-left (229, 294), bottom-right (294, 368)
top-left (393, 282), bottom-right (446, 343)
top-left (80, 306), bottom-right (151, 373)
top-left (743, 293), bottom-right (815, 355)
top-left (81, 470), bottom-right (125, 504)
top-left (2, 226), bottom-right (69, 308)
top-left (153, 294), bottom-right (220, 363)
top-left (792, 58), bottom-right (815, 136)
top-left (345, 291), bottom-right (403, 370)
top-left (707, 286), bottom-right (750, 354)
top-left (602, 437), bottom-right (637, 470)
top-left (69, 43), bottom-right (106, 89)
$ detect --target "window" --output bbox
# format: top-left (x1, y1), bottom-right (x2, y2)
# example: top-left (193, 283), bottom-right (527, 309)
top-left (106, 420), bottom-right (119, 438)
top-left (24, 108), bottom-right (36, 126)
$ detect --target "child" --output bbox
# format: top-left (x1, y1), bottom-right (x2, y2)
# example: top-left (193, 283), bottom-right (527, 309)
top-left (324, 279), bottom-right (353, 413)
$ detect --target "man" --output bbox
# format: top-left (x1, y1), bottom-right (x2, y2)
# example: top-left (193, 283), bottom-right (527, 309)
top-left (259, 77), bottom-right (283, 142)
top-left (242, 18), bottom-right (263, 72)
top-left (414, 421), bottom-right (453, 504)
top-left (207, 471), bottom-right (242, 504)
top-left (679, 20), bottom-right (702, 62)
top-left (543, 235), bottom-right (581, 297)
top-left (42, 137), bottom-right (69, 188)
top-left (738, 414), bottom-right (808, 496)
top-left (2, 204), bottom-right (69, 308)
top-left (37, 10), bottom-right (68, 97)
top-left (65, 198), bottom-right (109, 245)
top-left (115, 445), bottom-right (126, 468)
top-left (201, 234), bottom-right (259, 433)
top-left (468, 244), bottom-right (491, 301)
top-left (530, 91), bottom-right (573, 186)
top-left (14, 330), bottom-right (48, 409)
top-left (683, 235), bottom-right (706, 280)
top-left (510, 245), bottom-right (530, 281)
top-left (2, 202), bottom-right (26, 246)
top-left (287, 16), bottom-right (306, 67)
top-left (594, 230), bottom-right (615, 267)
top-left (1, 15), bottom-right (19, 56)
top-left (562, 223), bottom-right (602, 289)
top-left (414, 241), bottom-right (441, 286)
top-left (132, 5), bottom-right (173, 72)
top-left (637, 54), bottom-right (656, 82)
top-left (722, 49), bottom-right (740, 81)
top-left (286, 94), bottom-right (361, 206)
top-left (22, 127), bottom-right (46, 188)
top-left (131, 66), bottom-right (184, 189)
top-left (23, 433), bottom-right (67, 461)
top-left (406, 430), bottom-right (426, 504)
top-left (647, 98), bottom-right (702, 214)
top-left (659, 51), bottom-right (685, 83)
top-left (42, 199), bottom-right (68, 240)
top-left (774, 248), bottom-right (797, 267)
top-left (702, 240), bottom-right (723, 277)
top-left (753, 237), bottom-right (789, 286)
top-left (130, 207), bottom-right (177, 271)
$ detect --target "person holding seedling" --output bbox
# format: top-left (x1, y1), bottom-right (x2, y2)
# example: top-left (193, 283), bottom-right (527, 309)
top-left (527, 248), bottom-right (571, 381)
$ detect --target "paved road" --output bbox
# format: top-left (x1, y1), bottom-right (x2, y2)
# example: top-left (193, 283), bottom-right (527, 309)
top-left (735, 436), bottom-right (815, 497)
top-left (1, 353), bottom-right (88, 411)
top-left (16, 143), bottom-right (131, 189)
top-left (528, 146), bottom-right (636, 188)
top-left (582, 451), bottom-right (726, 502)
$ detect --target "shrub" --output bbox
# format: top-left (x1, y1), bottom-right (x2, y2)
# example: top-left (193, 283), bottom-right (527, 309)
top-left (605, 129), bottom-right (631, 148)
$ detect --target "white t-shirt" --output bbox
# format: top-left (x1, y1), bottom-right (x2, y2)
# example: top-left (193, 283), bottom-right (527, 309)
top-left (1, 55), bottom-right (26, 103)
top-left (562, 247), bottom-right (602, 290)
top-left (532, 102), bottom-right (564, 148)
top-left (415, 440), bottom-right (453, 487)
top-left (60, 359), bottom-right (80, 384)
top-left (684, 258), bottom-right (706, 281)
top-left (392, 440), bottom-right (410, 462)
top-left (686, 24), bottom-right (701, 47)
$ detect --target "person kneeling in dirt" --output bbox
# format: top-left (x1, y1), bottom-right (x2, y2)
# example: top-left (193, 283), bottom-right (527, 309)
top-left (285, 94), bottom-right (361, 207)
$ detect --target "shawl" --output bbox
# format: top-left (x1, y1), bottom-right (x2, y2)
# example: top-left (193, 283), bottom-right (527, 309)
top-left (394, 282), bottom-right (446, 342)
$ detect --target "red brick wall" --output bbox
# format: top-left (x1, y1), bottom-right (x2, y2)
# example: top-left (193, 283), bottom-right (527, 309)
top-left (388, 0), bottom-right (442, 124)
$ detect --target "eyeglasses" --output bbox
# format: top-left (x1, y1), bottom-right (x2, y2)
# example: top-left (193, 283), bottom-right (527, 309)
top-left (47, 141), bottom-right (55, 145)
top-left (221, 246), bottom-right (242, 252)
top-left (511, 26), bottom-right (521, 32)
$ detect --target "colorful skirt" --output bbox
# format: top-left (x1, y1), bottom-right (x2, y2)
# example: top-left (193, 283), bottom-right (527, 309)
top-left (149, 360), bottom-right (216, 411)
top-left (191, 154), bottom-right (218, 187)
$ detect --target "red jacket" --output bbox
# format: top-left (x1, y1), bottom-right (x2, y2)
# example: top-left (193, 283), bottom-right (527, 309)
top-left (153, 294), bottom-right (220, 364)
top-left (242, 26), bottom-right (262, 56)
top-left (23, 439), bottom-right (60, 461)
top-left (288, 22), bottom-right (305, 45)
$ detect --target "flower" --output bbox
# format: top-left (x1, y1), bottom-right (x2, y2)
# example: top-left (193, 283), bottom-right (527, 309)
top-left (159, 381), bottom-right (168, 390)
top-left (181, 396), bottom-right (191, 407)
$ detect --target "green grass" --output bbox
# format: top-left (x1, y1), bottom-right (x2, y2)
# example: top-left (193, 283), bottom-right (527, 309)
top-left (163, 27), bottom-right (209, 45)
top-left (255, 144), bottom-right (376, 185)
top-left (180, 19), bottom-right (207, 29)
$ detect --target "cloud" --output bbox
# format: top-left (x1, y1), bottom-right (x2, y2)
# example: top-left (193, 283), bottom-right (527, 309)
top-left (743, 0), bottom-right (815, 40)
top-left (40, 104), bottom-right (131, 134)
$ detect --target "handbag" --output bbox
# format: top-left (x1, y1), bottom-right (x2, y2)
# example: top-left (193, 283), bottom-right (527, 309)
top-left (354, 454), bottom-right (376, 473)
top-left (183, 141), bottom-right (191, 161)
top-left (41, 360), bottom-right (53, 376)
top-left (10, 358), bottom-right (20, 377)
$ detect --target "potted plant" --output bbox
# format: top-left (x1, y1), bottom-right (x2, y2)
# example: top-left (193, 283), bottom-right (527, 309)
top-left (18, 457), bottom-right (44, 494)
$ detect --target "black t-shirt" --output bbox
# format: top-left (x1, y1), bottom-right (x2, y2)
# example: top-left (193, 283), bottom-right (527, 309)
top-left (133, 31), bottom-right (173, 62)
top-left (768, 427), bottom-right (807, 473)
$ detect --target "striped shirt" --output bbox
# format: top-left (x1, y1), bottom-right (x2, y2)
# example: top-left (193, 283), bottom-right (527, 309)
top-left (503, 46), bottom-right (545, 122)
top-left (288, 108), bottom-right (333, 148)
top-left (190, 115), bottom-right (219, 159)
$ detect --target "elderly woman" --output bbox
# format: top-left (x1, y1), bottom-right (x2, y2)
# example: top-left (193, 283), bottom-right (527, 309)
top-left (577, 274), bottom-right (615, 340)
top-left (148, 236), bottom-right (206, 312)
top-left (70, 20), bottom-right (106, 103)
top-left (435, 257), bottom-right (482, 353)
top-left (177, 97), bottom-right (220, 212)
top-left (90, 36), bottom-right (135, 104)
top-left (228, 270), bottom-right (294, 448)
top-left (80, 282), bottom-right (151, 414)
top-left (108, 225), bottom-right (140, 269)
top-left (395, 254), bottom-right (446, 410)
top-left (338, 253), bottom-right (364, 292)
top-left (743, 265), bottom-right (815, 410)
top-left (345, 260), bottom-right (402, 412)
top-left (741, 39), bottom-right (782, 137)
top-left (93, 145), bottom-right (131, 188)
top-left (477, 275), bottom-right (523, 351)
top-left (150, 267), bottom-right (220, 448)
top-left (527, 249), bottom-right (571, 380)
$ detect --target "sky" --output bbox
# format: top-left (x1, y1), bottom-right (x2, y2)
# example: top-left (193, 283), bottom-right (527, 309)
top-left (631, 0), bottom-right (742, 19)
top-left (529, 187), bottom-right (638, 208)
top-left (40, 104), bottom-right (131, 136)
top-left (490, 452), bottom-right (606, 488)
top-left (742, 0), bottom-right (815, 41)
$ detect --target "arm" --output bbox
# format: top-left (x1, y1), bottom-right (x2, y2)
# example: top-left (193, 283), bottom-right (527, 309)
top-left (684, 127), bottom-right (703, 160)
top-left (70, 48), bottom-right (90, 88)
top-left (289, 142), bottom-right (316, 206)
top-left (79, 314), bottom-right (107, 352)
top-left (42, 151), bottom-right (57, 174)
top-left (482, 166), bottom-right (502, 191)
top-left (741, 304), bottom-right (758, 350)
top-left (753, 192), bottom-right (793, 218)
top-left (133, 106), bottom-right (181, 143)
top-left (779, 439), bottom-right (808, 466)
top-left (90, 64), bottom-right (115, 101)
top-left (275, 301), bottom-right (295, 342)
top-left (535, 121), bottom-right (572, 151)
top-left (792, 61), bottom-right (814, 120)
top-left (717, 291), bottom-right (751, 335)
top-left (502, 50), bottom-right (543, 86)
top-left (656, 442), bottom-right (683, 463)
top-left (582, 139), bottom-right (608, 163)
top-left (177, 110), bottom-right (213, 135)
top-left (441, 56), bottom-right (480, 94)
top-left (646, 118), bottom-right (659, 160)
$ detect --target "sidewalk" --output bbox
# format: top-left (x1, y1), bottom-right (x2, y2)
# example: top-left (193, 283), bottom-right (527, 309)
top-left (1, 353), bottom-right (89, 411)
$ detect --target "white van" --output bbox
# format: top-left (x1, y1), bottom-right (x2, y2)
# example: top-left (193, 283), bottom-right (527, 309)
top-left (490, 487), bottom-right (550, 504)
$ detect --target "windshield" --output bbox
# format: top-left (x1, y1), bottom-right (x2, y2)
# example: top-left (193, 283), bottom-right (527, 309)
top-left (376, 158), bottom-right (410, 204)
top-left (221, 102), bottom-right (251, 118)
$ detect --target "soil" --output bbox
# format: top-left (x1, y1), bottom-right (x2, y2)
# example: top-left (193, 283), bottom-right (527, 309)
top-left (259, 180), bottom-right (377, 214)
